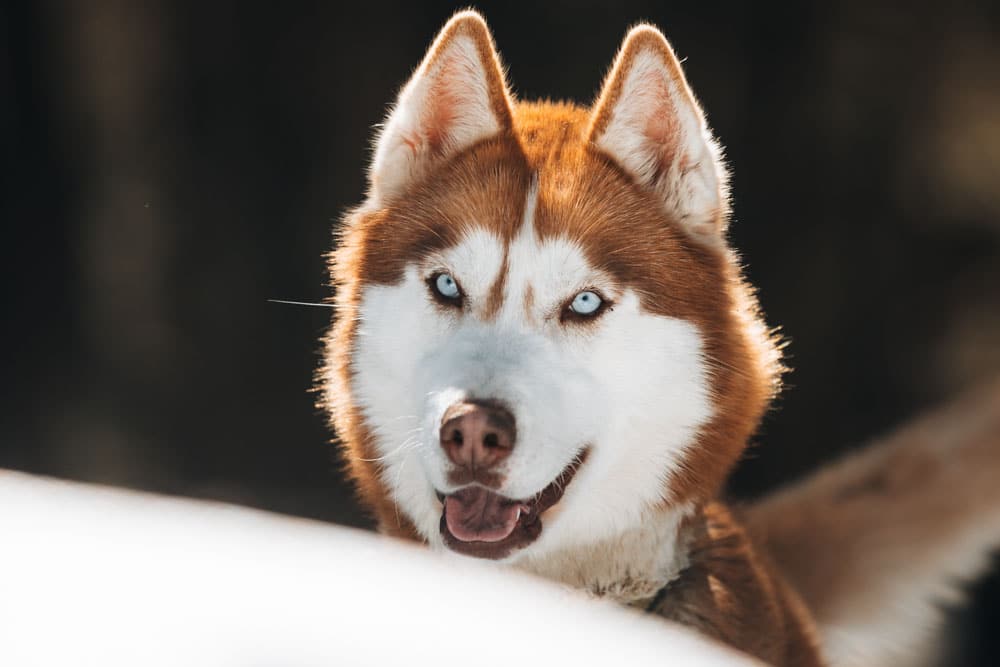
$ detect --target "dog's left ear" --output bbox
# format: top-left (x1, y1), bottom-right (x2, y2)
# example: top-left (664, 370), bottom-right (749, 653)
top-left (369, 11), bottom-right (514, 204)
top-left (588, 26), bottom-right (729, 246)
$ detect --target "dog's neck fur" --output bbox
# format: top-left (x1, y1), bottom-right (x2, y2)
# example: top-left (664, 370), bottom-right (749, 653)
top-left (512, 506), bottom-right (692, 605)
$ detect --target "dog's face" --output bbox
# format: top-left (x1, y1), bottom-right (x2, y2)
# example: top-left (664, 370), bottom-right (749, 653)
top-left (324, 13), bottom-right (780, 562)
top-left (350, 167), bottom-right (716, 561)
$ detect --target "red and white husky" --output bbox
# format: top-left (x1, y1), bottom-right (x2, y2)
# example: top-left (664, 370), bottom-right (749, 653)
top-left (321, 11), bottom-right (1000, 666)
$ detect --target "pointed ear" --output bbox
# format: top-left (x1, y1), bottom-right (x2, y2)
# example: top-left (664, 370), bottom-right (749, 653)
top-left (587, 26), bottom-right (729, 246)
top-left (369, 11), bottom-right (514, 203)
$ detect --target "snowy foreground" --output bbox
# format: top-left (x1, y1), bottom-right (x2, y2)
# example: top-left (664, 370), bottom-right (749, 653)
top-left (0, 470), bottom-right (759, 667)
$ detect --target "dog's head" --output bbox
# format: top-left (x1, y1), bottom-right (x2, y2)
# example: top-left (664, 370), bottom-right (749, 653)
top-left (323, 12), bottom-right (781, 561)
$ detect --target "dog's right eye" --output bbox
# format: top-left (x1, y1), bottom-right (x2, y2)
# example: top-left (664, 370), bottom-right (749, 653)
top-left (428, 272), bottom-right (463, 306)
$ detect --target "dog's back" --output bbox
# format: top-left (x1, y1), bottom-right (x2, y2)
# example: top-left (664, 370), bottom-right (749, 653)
top-left (748, 378), bottom-right (1000, 666)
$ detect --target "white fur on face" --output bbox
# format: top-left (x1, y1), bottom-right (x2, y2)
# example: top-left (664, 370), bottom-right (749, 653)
top-left (349, 187), bottom-right (713, 560)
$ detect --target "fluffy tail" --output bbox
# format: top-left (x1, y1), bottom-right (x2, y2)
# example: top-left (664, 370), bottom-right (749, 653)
top-left (745, 378), bottom-right (1000, 667)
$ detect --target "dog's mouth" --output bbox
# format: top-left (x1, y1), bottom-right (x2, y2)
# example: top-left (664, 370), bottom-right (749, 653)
top-left (438, 449), bottom-right (588, 560)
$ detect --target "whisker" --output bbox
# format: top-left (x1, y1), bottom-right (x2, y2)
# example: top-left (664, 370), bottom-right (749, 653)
top-left (391, 456), bottom-right (407, 528)
top-left (356, 430), bottom-right (424, 463)
top-left (267, 299), bottom-right (334, 308)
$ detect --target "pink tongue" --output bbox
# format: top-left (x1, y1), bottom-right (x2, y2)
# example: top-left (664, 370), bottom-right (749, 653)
top-left (444, 487), bottom-right (522, 543)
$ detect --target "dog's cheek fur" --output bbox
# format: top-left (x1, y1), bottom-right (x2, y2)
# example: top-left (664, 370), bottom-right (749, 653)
top-left (350, 268), bottom-right (450, 543)
top-left (320, 216), bottom-right (418, 540)
top-left (523, 290), bottom-right (714, 556)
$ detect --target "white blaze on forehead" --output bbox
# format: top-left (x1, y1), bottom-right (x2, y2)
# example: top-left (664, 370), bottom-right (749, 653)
top-left (499, 179), bottom-right (610, 325)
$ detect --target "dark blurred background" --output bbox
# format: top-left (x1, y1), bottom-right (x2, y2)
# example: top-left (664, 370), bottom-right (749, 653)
top-left (2, 0), bottom-right (998, 662)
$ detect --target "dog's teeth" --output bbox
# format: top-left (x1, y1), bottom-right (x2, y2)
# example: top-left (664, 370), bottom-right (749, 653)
top-left (515, 508), bottom-right (522, 520)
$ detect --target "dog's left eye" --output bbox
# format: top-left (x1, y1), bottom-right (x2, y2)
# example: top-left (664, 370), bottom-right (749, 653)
top-left (430, 272), bottom-right (462, 301)
top-left (569, 291), bottom-right (603, 316)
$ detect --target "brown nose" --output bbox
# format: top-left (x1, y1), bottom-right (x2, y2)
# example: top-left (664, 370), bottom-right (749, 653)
top-left (440, 400), bottom-right (516, 471)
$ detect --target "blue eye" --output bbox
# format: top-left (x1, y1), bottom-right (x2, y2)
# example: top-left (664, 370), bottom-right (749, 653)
top-left (570, 291), bottom-right (602, 315)
top-left (434, 273), bottom-right (461, 299)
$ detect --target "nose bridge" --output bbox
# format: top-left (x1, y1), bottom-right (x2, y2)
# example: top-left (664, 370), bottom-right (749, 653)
top-left (494, 275), bottom-right (537, 328)
top-left (443, 320), bottom-right (571, 420)
top-left (446, 322), bottom-right (531, 387)
top-left (487, 317), bottom-right (548, 360)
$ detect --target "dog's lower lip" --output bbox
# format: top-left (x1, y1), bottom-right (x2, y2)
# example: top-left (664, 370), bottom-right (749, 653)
top-left (438, 448), bottom-right (589, 560)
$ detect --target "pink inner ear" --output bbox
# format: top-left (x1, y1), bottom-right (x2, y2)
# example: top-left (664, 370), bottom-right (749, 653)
top-left (401, 87), bottom-right (458, 158)
top-left (420, 62), bottom-right (461, 155)
top-left (640, 69), bottom-right (684, 179)
top-left (410, 48), bottom-right (487, 158)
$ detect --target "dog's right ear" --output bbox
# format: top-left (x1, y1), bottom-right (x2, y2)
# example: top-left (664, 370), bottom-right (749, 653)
top-left (368, 11), bottom-right (514, 204)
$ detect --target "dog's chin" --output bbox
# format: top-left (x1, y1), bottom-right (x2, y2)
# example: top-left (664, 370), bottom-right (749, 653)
top-left (437, 449), bottom-right (589, 560)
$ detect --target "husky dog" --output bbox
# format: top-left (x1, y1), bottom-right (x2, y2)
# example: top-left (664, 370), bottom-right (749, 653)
top-left (321, 11), bottom-right (1000, 666)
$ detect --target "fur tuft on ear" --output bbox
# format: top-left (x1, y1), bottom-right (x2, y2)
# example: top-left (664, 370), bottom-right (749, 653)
top-left (588, 26), bottom-right (729, 246)
top-left (369, 11), bottom-right (514, 204)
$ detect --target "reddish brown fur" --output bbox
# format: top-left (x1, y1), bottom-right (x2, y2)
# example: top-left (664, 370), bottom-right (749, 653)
top-left (649, 503), bottom-right (823, 667)
top-left (482, 247), bottom-right (510, 320)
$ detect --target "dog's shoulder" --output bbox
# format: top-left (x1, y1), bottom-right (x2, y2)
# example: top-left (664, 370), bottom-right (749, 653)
top-left (648, 501), bottom-right (825, 667)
